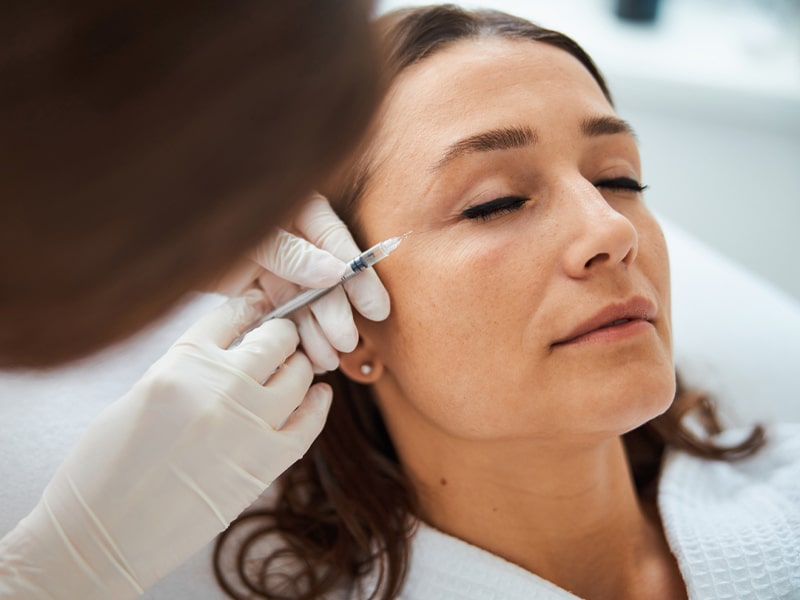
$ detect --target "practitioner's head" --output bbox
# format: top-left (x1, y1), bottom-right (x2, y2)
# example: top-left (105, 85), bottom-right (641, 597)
top-left (333, 6), bottom-right (675, 447)
top-left (0, 0), bottom-right (379, 367)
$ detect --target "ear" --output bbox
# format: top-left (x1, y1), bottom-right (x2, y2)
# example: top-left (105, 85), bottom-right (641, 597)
top-left (339, 333), bottom-right (384, 384)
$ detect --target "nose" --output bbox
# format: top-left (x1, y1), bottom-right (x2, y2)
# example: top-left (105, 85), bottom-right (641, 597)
top-left (561, 182), bottom-right (638, 278)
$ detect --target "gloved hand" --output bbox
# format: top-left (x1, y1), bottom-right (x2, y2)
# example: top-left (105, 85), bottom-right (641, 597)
top-left (214, 194), bottom-right (391, 372)
top-left (0, 290), bottom-right (330, 599)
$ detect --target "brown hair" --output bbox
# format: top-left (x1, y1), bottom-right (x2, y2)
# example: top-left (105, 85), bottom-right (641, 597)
top-left (0, 0), bottom-right (380, 368)
top-left (213, 6), bottom-right (765, 599)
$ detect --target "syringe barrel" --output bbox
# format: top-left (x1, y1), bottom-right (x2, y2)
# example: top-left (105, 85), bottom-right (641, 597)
top-left (348, 242), bottom-right (390, 272)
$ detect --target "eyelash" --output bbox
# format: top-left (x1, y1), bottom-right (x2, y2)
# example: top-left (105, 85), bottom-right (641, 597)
top-left (595, 177), bottom-right (648, 193)
top-left (461, 178), bottom-right (646, 222)
top-left (462, 196), bottom-right (529, 221)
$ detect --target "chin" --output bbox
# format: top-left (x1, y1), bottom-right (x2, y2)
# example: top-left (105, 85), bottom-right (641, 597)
top-left (616, 369), bottom-right (677, 435)
top-left (568, 358), bottom-right (676, 436)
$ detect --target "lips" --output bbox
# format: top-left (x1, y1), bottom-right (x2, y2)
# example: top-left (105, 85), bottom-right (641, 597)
top-left (552, 296), bottom-right (656, 346)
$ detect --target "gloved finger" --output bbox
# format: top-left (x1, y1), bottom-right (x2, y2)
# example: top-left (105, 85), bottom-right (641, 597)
top-left (341, 267), bottom-right (390, 322)
top-left (256, 269), bottom-right (301, 310)
top-left (295, 309), bottom-right (339, 372)
top-left (227, 319), bottom-right (303, 384)
top-left (252, 228), bottom-right (346, 288)
top-left (308, 286), bottom-right (358, 353)
top-left (275, 382), bottom-right (333, 443)
top-left (259, 267), bottom-right (358, 355)
top-left (242, 351), bottom-right (314, 429)
top-left (179, 290), bottom-right (269, 349)
top-left (234, 382), bottom-right (333, 482)
top-left (293, 195), bottom-right (390, 322)
top-left (257, 269), bottom-right (346, 370)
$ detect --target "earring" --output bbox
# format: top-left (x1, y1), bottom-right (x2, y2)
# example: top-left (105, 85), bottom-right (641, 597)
top-left (360, 363), bottom-right (373, 376)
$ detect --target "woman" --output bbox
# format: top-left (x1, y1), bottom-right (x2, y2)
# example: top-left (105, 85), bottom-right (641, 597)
top-left (214, 5), bottom-right (799, 599)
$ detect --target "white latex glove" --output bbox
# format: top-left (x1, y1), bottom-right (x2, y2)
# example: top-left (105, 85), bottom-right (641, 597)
top-left (0, 290), bottom-right (330, 600)
top-left (214, 194), bottom-right (391, 372)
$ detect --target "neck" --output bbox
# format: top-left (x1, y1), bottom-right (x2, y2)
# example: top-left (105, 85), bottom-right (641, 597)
top-left (393, 430), bottom-right (685, 600)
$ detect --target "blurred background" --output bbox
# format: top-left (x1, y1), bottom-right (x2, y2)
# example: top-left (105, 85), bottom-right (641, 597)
top-left (376, 0), bottom-right (800, 301)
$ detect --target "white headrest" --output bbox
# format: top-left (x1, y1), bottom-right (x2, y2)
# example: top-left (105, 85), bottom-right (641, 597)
top-left (662, 215), bottom-right (800, 425)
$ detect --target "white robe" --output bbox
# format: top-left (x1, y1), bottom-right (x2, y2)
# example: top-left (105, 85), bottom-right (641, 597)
top-left (362, 425), bottom-right (800, 600)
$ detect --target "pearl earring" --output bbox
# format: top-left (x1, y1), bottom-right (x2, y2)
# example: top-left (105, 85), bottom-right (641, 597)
top-left (360, 363), bottom-right (373, 376)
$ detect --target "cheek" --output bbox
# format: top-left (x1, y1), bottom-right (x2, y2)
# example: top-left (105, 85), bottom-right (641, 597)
top-left (367, 233), bottom-right (554, 435)
top-left (380, 237), bottom-right (511, 361)
top-left (639, 213), bottom-right (673, 343)
top-left (617, 201), bottom-right (673, 345)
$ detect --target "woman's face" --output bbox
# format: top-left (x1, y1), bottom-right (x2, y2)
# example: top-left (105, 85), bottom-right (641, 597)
top-left (351, 38), bottom-right (674, 443)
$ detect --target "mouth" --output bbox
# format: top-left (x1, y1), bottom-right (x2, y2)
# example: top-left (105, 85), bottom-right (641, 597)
top-left (552, 297), bottom-right (657, 347)
top-left (597, 318), bottom-right (636, 329)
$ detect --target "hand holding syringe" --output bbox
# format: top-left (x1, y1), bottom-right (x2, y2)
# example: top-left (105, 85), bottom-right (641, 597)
top-left (231, 231), bottom-right (412, 348)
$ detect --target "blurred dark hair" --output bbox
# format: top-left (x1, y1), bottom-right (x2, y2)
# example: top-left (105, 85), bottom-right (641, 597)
top-left (213, 5), bottom-right (765, 599)
top-left (0, 0), bottom-right (380, 368)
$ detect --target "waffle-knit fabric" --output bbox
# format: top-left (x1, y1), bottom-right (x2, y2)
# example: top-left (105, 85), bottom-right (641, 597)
top-left (659, 423), bottom-right (800, 600)
top-left (394, 523), bottom-right (582, 599)
top-left (353, 424), bottom-right (799, 599)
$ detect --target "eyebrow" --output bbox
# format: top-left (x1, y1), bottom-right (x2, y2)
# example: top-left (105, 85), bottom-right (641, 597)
top-left (431, 125), bottom-right (537, 172)
top-left (581, 115), bottom-right (637, 140)
top-left (430, 115), bottom-right (636, 172)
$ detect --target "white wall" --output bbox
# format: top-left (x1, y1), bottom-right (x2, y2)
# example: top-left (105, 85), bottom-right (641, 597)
top-left (376, 0), bottom-right (800, 301)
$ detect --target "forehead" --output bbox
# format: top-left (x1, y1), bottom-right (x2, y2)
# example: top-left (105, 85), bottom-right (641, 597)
top-left (372, 38), bottom-right (613, 164)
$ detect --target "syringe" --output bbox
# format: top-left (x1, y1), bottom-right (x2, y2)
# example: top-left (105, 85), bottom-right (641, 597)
top-left (230, 231), bottom-right (411, 347)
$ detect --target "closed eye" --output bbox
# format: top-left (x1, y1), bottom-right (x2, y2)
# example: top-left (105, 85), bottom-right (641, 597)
top-left (595, 177), bottom-right (648, 193)
top-left (461, 196), bottom-right (529, 221)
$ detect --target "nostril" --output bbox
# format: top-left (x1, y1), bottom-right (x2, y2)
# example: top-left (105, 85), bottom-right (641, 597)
top-left (622, 247), bottom-right (636, 266)
top-left (585, 252), bottom-right (610, 269)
